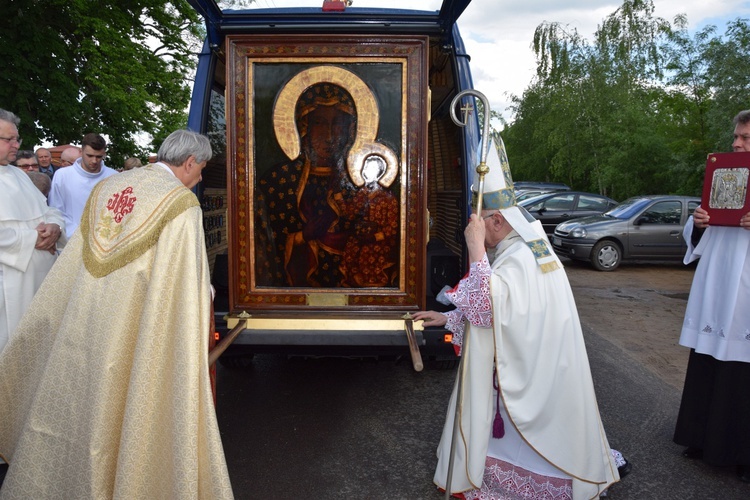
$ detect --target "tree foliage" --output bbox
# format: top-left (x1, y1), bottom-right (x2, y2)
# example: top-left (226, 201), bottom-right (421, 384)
top-left (0, 0), bottom-right (204, 166)
top-left (504, 0), bottom-right (750, 200)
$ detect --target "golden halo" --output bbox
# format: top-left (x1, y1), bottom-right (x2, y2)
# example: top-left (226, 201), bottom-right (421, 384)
top-left (273, 65), bottom-right (398, 187)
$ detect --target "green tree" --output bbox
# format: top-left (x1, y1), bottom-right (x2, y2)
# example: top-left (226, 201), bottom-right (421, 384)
top-left (0, 0), bottom-right (204, 166)
top-left (505, 0), bottom-right (687, 200)
top-left (505, 1), bottom-right (750, 200)
top-left (660, 17), bottom-right (750, 195)
top-left (702, 19), bottom-right (750, 151)
top-left (661, 16), bottom-right (716, 195)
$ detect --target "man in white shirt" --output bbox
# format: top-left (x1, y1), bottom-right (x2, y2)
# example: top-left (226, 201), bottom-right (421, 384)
top-left (49, 132), bottom-right (117, 238)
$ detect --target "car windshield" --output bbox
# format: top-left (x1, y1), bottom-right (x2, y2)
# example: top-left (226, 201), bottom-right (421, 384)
top-left (518, 194), bottom-right (548, 207)
top-left (604, 198), bottom-right (653, 219)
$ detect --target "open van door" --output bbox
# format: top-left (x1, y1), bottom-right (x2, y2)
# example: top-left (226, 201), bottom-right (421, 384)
top-left (187, 0), bottom-right (479, 369)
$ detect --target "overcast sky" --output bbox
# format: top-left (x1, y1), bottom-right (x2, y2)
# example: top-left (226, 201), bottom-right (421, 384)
top-left (293, 0), bottom-right (750, 122)
top-left (454, 0), bottom-right (750, 121)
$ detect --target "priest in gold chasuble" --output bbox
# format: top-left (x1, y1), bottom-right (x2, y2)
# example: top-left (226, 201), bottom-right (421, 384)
top-left (0, 130), bottom-right (234, 499)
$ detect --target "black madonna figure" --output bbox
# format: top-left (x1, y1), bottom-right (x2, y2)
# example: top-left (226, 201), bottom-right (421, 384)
top-left (255, 61), bottom-right (403, 290)
top-left (255, 82), bottom-right (358, 287)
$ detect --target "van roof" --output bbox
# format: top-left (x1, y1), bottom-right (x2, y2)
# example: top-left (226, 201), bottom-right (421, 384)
top-left (187, 0), bottom-right (473, 45)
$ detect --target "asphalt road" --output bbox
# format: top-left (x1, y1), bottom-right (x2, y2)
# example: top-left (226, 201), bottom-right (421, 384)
top-left (215, 263), bottom-right (750, 499)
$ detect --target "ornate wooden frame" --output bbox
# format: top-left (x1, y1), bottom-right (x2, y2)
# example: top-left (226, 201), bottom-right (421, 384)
top-left (225, 35), bottom-right (428, 315)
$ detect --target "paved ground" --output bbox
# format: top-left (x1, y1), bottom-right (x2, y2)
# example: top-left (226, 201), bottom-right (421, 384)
top-left (212, 259), bottom-right (749, 499)
top-left (564, 259), bottom-right (696, 391)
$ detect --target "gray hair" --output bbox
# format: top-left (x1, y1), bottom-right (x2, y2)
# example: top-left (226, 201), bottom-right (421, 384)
top-left (156, 129), bottom-right (212, 166)
top-left (123, 157), bottom-right (143, 170)
top-left (0, 109), bottom-right (20, 127)
top-left (734, 110), bottom-right (750, 126)
top-left (15, 150), bottom-right (36, 162)
top-left (27, 171), bottom-right (51, 197)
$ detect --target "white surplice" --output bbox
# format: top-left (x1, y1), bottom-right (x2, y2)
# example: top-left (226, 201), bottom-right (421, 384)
top-left (48, 158), bottom-right (118, 238)
top-left (679, 217), bottom-right (750, 362)
top-left (0, 165), bottom-right (66, 352)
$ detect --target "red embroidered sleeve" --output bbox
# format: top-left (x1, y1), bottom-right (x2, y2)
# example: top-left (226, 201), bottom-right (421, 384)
top-left (441, 254), bottom-right (492, 353)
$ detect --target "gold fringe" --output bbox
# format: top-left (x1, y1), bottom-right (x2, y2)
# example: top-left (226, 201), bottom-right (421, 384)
top-left (81, 183), bottom-right (199, 278)
top-left (539, 261), bottom-right (560, 274)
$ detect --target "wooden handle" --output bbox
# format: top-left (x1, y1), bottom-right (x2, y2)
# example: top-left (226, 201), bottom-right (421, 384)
top-left (208, 320), bottom-right (246, 366)
top-left (404, 318), bottom-right (424, 372)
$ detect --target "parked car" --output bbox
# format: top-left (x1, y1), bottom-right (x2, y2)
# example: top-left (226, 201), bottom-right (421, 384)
top-left (514, 181), bottom-right (571, 192)
top-left (551, 195), bottom-right (701, 271)
top-left (519, 191), bottom-right (618, 236)
top-left (516, 189), bottom-right (565, 202)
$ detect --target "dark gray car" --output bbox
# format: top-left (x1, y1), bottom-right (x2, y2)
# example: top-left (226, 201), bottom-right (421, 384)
top-left (519, 191), bottom-right (618, 236)
top-left (551, 195), bottom-right (701, 271)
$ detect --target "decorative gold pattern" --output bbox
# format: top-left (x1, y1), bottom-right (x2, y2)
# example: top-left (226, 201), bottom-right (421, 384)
top-left (80, 168), bottom-right (199, 278)
top-left (708, 167), bottom-right (749, 210)
top-left (273, 65), bottom-right (399, 188)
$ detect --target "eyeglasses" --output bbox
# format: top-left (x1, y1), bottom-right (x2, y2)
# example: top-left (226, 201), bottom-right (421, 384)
top-left (482, 212), bottom-right (499, 220)
top-left (0, 136), bottom-right (22, 146)
top-left (20, 163), bottom-right (39, 169)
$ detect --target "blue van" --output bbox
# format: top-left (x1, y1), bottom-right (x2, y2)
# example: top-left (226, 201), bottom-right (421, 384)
top-left (187, 0), bottom-right (480, 370)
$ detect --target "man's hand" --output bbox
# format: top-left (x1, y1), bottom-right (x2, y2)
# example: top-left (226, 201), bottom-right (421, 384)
top-left (35, 223), bottom-right (61, 254)
top-left (741, 211), bottom-right (750, 230)
top-left (693, 206), bottom-right (710, 229)
top-left (465, 214), bottom-right (486, 263)
top-left (412, 310), bottom-right (447, 328)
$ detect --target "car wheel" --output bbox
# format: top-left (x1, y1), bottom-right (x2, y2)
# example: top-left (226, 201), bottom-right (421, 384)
top-left (591, 240), bottom-right (621, 271)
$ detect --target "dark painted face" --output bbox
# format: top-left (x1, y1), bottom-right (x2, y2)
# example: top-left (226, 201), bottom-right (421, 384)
top-left (305, 105), bottom-right (354, 165)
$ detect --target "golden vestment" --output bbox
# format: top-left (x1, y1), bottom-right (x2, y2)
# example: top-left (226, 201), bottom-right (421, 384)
top-left (0, 165), bottom-right (233, 499)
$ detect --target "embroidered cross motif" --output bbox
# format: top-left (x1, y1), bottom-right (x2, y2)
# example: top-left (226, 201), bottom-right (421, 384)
top-left (526, 239), bottom-right (551, 259)
top-left (107, 187), bottom-right (137, 223)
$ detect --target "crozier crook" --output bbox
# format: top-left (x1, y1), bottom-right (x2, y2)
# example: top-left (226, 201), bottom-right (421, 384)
top-left (450, 89), bottom-right (492, 213)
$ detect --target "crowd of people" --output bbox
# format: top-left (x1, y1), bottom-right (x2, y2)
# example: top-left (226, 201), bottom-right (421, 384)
top-left (3, 132), bottom-right (148, 237)
top-left (2, 99), bottom-right (750, 499)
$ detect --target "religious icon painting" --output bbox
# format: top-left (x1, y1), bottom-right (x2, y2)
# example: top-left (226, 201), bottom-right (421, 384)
top-left (225, 35), bottom-right (429, 314)
top-left (701, 151), bottom-right (750, 226)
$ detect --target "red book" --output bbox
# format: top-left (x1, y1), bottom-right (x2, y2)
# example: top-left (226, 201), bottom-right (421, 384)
top-left (701, 151), bottom-right (750, 226)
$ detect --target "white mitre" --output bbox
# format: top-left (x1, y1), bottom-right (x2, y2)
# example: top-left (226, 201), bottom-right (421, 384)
top-left (471, 136), bottom-right (560, 273)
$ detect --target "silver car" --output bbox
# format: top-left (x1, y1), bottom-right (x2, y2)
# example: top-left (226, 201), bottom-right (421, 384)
top-left (551, 195), bottom-right (701, 271)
